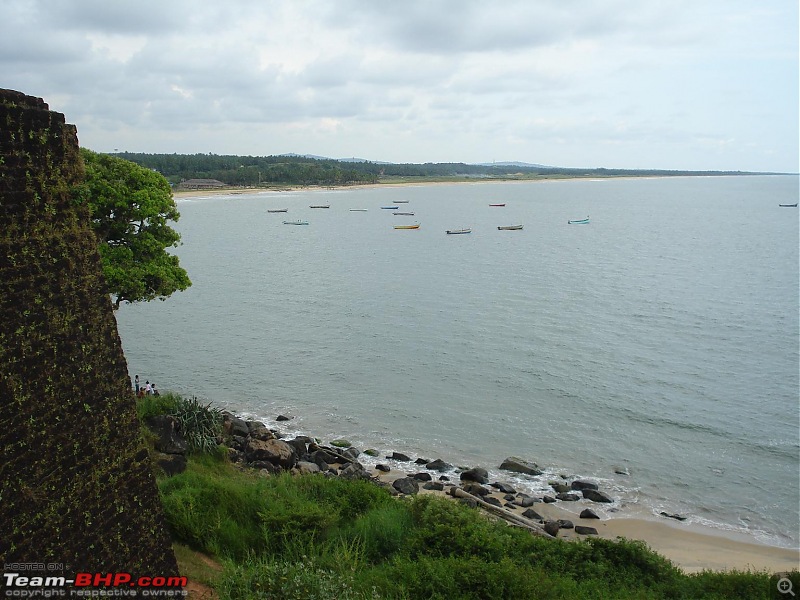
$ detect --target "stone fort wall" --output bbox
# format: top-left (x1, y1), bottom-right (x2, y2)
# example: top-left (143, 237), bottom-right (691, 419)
top-left (0, 89), bottom-right (178, 578)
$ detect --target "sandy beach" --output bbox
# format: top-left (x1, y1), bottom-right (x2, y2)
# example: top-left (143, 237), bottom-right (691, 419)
top-left (374, 469), bottom-right (799, 574)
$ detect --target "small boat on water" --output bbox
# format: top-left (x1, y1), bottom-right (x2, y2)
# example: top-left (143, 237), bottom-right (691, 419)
top-left (497, 225), bottom-right (523, 231)
top-left (568, 216), bottom-right (590, 224)
top-left (350, 208), bottom-right (368, 212)
top-left (489, 203), bottom-right (506, 207)
top-left (395, 200), bottom-right (410, 203)
top-left (310, 205), bottom-right (330, 209)
top-left (393, 212), bottom-right (415, 216)
top-left (446, 228), bottom-right (472, 235)
top-left (283, 220), bottom-right (309, 225)
top-left (394, 224), bottom-right (420, 230)
top-left (779, 203), bottom-right (798, 207)
top-left (267, 208), bottom-right (288, 213)
top-left (381, 206), bottom-right (399, 209)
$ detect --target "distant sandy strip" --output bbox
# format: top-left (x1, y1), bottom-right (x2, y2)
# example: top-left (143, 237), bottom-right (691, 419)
top-left (171, 179), bottom-right (586, 199)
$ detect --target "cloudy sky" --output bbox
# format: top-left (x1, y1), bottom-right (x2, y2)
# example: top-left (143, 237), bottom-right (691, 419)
top-left (2, 1), bottom-right (797, 171)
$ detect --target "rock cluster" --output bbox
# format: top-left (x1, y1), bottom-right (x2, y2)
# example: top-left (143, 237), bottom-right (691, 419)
top-left (146, 411), bottom-right (621, 540)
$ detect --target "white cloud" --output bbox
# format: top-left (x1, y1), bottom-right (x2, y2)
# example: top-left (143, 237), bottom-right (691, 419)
top-left (0, 0), bottom-right (796, 171)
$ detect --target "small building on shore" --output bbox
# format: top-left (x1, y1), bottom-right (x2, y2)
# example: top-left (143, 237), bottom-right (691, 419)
top-left (177, 178), bottom-right (226, 190)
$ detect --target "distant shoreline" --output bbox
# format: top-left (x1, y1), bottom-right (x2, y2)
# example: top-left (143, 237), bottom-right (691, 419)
top-left (172, 173), bottom-right (793, 200)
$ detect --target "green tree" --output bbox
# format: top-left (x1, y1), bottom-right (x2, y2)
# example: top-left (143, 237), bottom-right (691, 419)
top-left (77, 149), bottom-right (191, 310)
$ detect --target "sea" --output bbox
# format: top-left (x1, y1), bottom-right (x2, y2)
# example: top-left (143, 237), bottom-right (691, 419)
top-left (115, 175), bottom-right (800, 549)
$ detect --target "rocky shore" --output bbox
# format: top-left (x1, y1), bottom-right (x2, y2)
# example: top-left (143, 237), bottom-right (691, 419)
top-left (145, 408), bottom-right (800, 573)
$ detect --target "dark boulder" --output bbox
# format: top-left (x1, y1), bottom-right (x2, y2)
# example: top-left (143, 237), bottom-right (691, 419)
top-left (556, 493), bottom-right (580, 502)
top-left (491, 482), bottom-right (517, 494)
top-left (145, 415), bottom-right (187, 455)
top-left (484, 497), bottom-right (503, 508)
top-left (392, 477), bottom-right (419, 495)
top-left (295, 461), bottom-right (321, 474)
top-left (426, 458), bottom-right (453, 472)
top-left (499, 456), bottom-right (543, 476)
top-left (458, 496), bottom-right (478, 509)
top-left (276, 414), bottom-right (291, 421)
top-left (543, 521), bottom-right (560, 537)
top-left (580, 509), bottom-right (600, 519)
top-left (557, 520), bottom-right (574, 529)
top-left (582, 489), bottom-right (614, 503)
top-left (575, 526), bottom-right (598, 535)
top-left (571, 480), bottom-right (599, 491)
top-left (513, 494), bottom-right (535, 508)
top-left (460, 467), bottom-right (489, 484)
top-left (550, 482), bottom-right (571, 494)
top-left (412, 472), bottom-right (432, 481)
top-left (521, 508), bottom-right (543, 521)
top-left (375, 464), bottom-right (391, 473)
top-left (461, 482), bottom-right (490, 497)
top-left (388, 451), bottom-right (412, 462)
top-left (228, 417), bottom-right (249, 438)
top-left (423, 481), bottom-right (444, 491)
top-left (339, 462), bottom-right (370, 481)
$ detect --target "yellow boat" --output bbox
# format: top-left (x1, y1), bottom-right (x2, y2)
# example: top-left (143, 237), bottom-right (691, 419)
top-left (394, 224), bottom-right (420, 230)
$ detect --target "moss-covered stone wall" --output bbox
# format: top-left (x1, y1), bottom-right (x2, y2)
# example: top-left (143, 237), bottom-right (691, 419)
top-left (0, 89), bottom-right (178, 578)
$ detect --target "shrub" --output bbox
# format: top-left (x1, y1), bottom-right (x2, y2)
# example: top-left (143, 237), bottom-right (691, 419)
top-left (136, 391), bottom-right (180, 420)
top-left (170, 395), bottom-right (223, 453)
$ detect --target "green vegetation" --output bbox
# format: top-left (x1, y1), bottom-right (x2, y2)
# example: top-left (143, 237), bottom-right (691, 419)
top-left (137, 393), bottom-right (223, 453)
top-left (113, 152), bottom-right (759, 189)
top-left (142, 396), bottom-right (796, 600)
top-left (75, 149), bottom-right (191, 309)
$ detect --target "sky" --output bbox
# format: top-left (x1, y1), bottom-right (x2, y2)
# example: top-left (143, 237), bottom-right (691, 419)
top-left (1, 0), bottom-right (797, 172)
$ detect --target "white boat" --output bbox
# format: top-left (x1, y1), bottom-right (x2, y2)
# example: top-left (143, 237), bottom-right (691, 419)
top-left (349, 208), bottom-right (368, 212)
top-left (283, 220), bottom-right (309, 225)
top-left (446, 228), bottom-right (472, 235)
top-left (497, 225), bottom-right (523, 230)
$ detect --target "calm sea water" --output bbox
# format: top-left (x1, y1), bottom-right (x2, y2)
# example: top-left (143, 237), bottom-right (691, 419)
top-left (116, 176), bottom-right (800, 548)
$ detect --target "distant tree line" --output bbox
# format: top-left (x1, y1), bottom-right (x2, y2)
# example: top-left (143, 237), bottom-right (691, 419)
top-left (112, 152), bottom-right (753, 188)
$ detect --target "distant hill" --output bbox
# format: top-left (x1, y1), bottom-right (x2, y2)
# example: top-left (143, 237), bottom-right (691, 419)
top-left (474, 161), bottom-right (552, 168)
top-left (112, 151), bottom-right (763, 188)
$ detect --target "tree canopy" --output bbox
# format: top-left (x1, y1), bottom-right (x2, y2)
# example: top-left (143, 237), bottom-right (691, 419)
top-left (77, 149), bottom-right (191, 310)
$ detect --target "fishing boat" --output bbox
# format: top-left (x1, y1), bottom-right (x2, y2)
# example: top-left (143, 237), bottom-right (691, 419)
top-left (568, 216), bottom-right (590, 224)
top-left (381, 206), bottom-right (399, 209)
top-left (497, 225), bottom-right (523, 230)
top-left (446, 228), bottom-right (472, 234)
top-left (349, 208), bottom-right (368, 212)
top-left (393, 212), bottom-right (415, 216)
top-left (779, 203), bottom-right (798, 207)
top-left (267, 208), bottom-right (288, 213)
top-left (395, 200), bottom-right (410, 203)
top-left (489, 203), bottom-right (506, 207)
top-left (394, 224), bottom-right (420, 230)
top-left (310, 205), bottom-right (330, 209)
top-left (283, 220), bottom-right (309, 225)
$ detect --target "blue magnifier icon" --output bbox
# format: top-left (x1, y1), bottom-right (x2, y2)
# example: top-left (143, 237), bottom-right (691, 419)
top-left (778, 577), bottom-right (795, 596)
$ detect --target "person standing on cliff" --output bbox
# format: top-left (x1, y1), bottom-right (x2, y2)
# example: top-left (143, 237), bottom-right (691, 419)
top-left (134, 374), bottom-right (140, 394)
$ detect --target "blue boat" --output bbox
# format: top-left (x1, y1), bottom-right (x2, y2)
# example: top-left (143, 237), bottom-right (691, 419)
top-left (381, 206), bottom-right (399, 209)
top-left (568, 216), bottom-right (590, 224)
